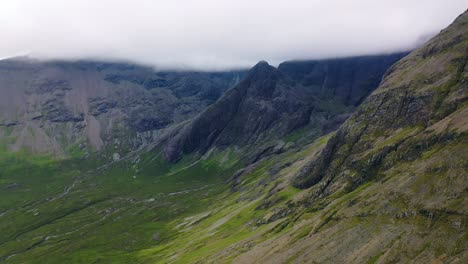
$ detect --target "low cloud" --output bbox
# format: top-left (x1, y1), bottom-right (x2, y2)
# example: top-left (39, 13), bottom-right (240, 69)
top-left (0, 0), bottom-right (466, 70)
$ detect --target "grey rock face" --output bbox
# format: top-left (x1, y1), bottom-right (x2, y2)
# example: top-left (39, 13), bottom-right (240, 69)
top-left (0, 59), bottom-right (245, 155)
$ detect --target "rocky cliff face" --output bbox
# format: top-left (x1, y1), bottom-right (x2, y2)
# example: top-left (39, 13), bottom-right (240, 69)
top-left (0, 59), bottom-right (244, 156)
top-left (162, 54), bottom-right (406, 162)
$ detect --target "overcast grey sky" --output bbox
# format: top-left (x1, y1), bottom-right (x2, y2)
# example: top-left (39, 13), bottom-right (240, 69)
top-left (0, 0), bottom-right (466, 70)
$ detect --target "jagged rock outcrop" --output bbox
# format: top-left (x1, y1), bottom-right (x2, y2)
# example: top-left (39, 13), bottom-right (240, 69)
top-left (163, 61), bottom-right (311, 161)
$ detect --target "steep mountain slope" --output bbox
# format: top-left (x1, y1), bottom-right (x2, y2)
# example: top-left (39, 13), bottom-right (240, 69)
top-left (278, 52), bottom-right (409, 106)
top-left (0, 59), bottom-right (244, 156)
top-left (162, 54), bottom-right (405, 162)
top-left (223, 9), bottom-right (468, 263)
top-left (293, 9), bottom-right (468, 193)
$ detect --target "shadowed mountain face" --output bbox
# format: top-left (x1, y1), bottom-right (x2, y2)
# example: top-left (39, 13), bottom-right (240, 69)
top-left (162, 54), bottom-right (406, 162)
top-left (278, 52), bottom-right (409, 106)
top-left (0, 59), bottom-right (244, 156)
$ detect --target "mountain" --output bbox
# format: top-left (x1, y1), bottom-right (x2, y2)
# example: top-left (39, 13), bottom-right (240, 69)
top-left (293, 10), bottom-right (468, 191)
top-left (0, 58), bottom-right (244, 156)
top-left (0, 10), bottom-right (466, 264)
top-left (0, 53), bottom-right (404, 161)
top-left (0, 52), bottom-right (407, 263)
top-left (162, 54), bottom-right (406, 162)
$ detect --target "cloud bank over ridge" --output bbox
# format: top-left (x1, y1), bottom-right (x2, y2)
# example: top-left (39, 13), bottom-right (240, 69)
top-left (0, 0), bottom-right (466, 70)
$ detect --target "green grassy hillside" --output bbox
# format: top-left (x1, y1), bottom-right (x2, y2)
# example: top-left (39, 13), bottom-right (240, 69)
top-left (0, 132), bottom-right (331, 263)
top-left (3, 126), bottom-right (464, 263)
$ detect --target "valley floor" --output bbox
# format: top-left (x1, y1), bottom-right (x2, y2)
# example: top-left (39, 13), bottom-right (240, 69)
top-left (0, 133), bottom-right (466, 263)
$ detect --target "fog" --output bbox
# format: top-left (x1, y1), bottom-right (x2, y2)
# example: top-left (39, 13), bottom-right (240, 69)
top-left (0, 0), bottom-right (466, 70)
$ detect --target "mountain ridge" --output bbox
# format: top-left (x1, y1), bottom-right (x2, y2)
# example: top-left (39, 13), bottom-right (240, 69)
top-left (0, 53), bottom-right (405, 161)
top-left (161, 54), bottom-right (407, 162)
